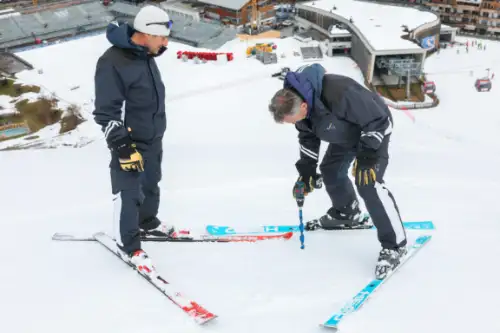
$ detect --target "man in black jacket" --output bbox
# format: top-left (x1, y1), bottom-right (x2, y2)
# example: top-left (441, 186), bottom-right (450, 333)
top-left (92, 5), bottom-right (173, 270)
top-left (268, 63), bottom-right (407, 279)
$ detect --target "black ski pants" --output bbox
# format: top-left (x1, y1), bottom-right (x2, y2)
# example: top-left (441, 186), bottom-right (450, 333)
top-left (319, 135), bottom-right (407, 249)
top-left (109, 139), bottom-right (163, 254)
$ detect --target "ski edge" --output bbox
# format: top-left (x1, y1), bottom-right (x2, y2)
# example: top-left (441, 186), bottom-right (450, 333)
top-left (321, 234), bottom-right (432, 329)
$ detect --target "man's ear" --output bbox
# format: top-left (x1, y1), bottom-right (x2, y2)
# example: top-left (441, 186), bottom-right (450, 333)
top-left (301, 102), bottom-right (308, 114)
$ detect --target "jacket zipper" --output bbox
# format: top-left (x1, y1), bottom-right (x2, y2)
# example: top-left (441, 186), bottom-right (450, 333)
top-left (147, 58), bottom-right (160, 141)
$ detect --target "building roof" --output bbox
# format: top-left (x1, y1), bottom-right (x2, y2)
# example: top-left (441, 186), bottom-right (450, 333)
top-left (441, 24), bottom-right (458, 32)
top-left (162, 2), bottom-right (201, 10)
top-left (330, 24), bottom-right (350, 35)
top-left (300, 0), bottom-right (439, 52)
top-left (197, 0), bottom-right (249, 11)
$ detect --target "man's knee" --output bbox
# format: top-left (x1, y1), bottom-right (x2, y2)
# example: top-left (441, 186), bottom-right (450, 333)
top-left (142, 184), bottom-right (160, 199)
top-left (356, 181), bottom-right (377, 199)
top-left (110, 167), bottom-right (141, 193)
top-left (118, 188), bottom-right (143, 207)
top-left (320, 162), bottom-right (353, 188)
top-left (141, 145), bottom-right (163, 188)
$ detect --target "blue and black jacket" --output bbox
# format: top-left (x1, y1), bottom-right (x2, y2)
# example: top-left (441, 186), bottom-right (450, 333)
top-left (284, 63), bottom-right (393, 167)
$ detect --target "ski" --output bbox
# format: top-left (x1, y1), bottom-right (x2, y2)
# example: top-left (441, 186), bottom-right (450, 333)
top-left (205, 221), bottom-right (434, 236)
top-left (93, 232), bottom-right (216, 325)
top-left (321, 235), bottom-right (432, 330)
top-left (51, 231), bottom-right (293, 243)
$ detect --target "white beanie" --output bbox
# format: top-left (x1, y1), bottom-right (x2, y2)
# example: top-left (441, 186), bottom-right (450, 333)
top-left (133, 5), bottom-right (172, 36)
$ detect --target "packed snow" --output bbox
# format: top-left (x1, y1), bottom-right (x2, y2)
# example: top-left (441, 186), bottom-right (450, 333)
top-left (301, 0), bottom-right (439, 51)
top-left (1, 30), bottom-right (500, 333)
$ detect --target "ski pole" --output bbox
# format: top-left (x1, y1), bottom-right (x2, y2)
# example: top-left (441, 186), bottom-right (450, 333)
top-left (294, 181), bottom-right (306, 250)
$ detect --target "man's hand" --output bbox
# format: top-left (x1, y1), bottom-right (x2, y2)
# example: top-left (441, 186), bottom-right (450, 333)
top-left (117, 141), bottom-right (144, 172)
top-left (352, 150), bottom-right (378, 186)
top-left (293, 172), bottom-right (323, 198)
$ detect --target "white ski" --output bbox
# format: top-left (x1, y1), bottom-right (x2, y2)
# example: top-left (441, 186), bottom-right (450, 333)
top-left (93, 232), bottom-right (217, 325)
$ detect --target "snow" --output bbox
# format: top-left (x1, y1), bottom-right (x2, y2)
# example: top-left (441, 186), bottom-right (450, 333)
top-left (1, 28), bottom-right (500, 333)
top-left (0, 95), bottom-right (15, 115)
top-left (301, 0), bottom-right (439, 51)
top-left (330, 24), bottom-right (350, 35)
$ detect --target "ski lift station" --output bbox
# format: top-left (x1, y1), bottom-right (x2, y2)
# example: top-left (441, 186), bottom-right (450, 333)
top-left (293, 0), bottom-right (457, 88)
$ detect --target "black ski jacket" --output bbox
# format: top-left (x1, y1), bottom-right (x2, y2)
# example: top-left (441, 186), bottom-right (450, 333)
top-left (92, 21), bottom-right (167, 148)
top-left (283, 63), bottom-right (393, 168)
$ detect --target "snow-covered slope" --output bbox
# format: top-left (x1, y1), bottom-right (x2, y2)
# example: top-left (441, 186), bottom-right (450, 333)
top-left (1, 32), bottom-right (500, 333)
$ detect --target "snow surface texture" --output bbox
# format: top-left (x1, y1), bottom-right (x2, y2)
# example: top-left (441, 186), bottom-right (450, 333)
top-left (302, 0), bottom-right (439, 51)
top-left (1, 32), bottom-right (500, 333)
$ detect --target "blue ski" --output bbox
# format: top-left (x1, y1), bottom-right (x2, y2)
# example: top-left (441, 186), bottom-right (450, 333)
top-left (321, 235), bottom-right (432, 330)
top-left (206, 221), bottom-right (434, 236)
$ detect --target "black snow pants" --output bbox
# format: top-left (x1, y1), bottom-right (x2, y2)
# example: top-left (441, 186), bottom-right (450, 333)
top-left (319, 135), bottom-right (407, 249)
top-left (109, 139), bottom-right (163, 254)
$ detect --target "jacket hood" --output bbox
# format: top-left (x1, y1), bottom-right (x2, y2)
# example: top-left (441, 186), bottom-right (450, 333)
top-left (283, 63), bottom-right (326, 115)
top-left (106, 21), bottom-right (167, 58)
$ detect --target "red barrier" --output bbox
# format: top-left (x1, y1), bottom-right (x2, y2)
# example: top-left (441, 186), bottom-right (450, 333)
top-left (177, 50), bottom-right (234, 61)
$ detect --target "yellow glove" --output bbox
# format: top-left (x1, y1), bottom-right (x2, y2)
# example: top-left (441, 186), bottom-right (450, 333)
top-left (117, 142), bottom-right (144, 172)
top-left (352, 159), bottom-right (377, 186)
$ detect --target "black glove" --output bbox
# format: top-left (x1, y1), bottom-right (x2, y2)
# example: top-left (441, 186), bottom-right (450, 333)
top-left (352, 149), bottom-right (378, 186)
top-left (114, 137), bottom-right (144, 172)
top-left (293, 163), bottom-right (323, 198)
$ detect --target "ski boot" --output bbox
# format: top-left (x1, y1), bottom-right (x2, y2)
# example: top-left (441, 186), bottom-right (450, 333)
top-left (140, 217), bottom-right (175, 238)
top-left (375, 246), bottom-right (408, 280)
top-left (140, 217), bottom-right (191, 240)
top-left (129, 249), bottom-right (156, 276)
top-left (115, 244), bottom-right (157, 277)
top-left (305, 200), bottom-right (372, 231)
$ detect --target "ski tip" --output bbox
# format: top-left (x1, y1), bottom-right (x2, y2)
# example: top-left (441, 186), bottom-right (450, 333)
top-left (320, 323), bottom-right (339, 331)
top-left (283, 231), bottom-right (294, 240)
top-left (187, 302), bottom-right (217, 325)
top-left (196, 314), bottom-right (218, 325)
top-left (52, 232), bottom-right (95, 241)
top-left (406, 221), bottom-right (435, 230)
top-left (415, 234), bottom-right (432, 244)
top-left (92, 231), bottom-right (107, 238)
top-left (52, 232), bottom-right (70, 241)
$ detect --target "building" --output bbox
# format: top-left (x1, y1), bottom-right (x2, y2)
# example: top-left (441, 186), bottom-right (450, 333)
top-left (195, 0), bottom-right (276, 27)
top-left (424, 0), bottom-right (500, 36)
top-left (0, 2), bottom-right (237, 50)
top-left (160, 1), bottom-right (203, 21)
top-left (439, 23), bottom-right (458, 41)
top-left (355, 0), bottom-right (500, 36)
top-left (294, 0), bottom-right (441, 85)
top-left (326, 24), bottom-right (352, 55)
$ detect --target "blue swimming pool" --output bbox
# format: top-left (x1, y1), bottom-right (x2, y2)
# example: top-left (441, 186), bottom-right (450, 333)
top-left (0, 126), bottom-right (30, 138)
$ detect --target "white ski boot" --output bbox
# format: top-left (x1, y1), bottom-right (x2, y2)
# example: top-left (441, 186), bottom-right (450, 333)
top-left (129, 249), bottom-right (156, 276)
top-left (375, 247), bottom-right (408, 279)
